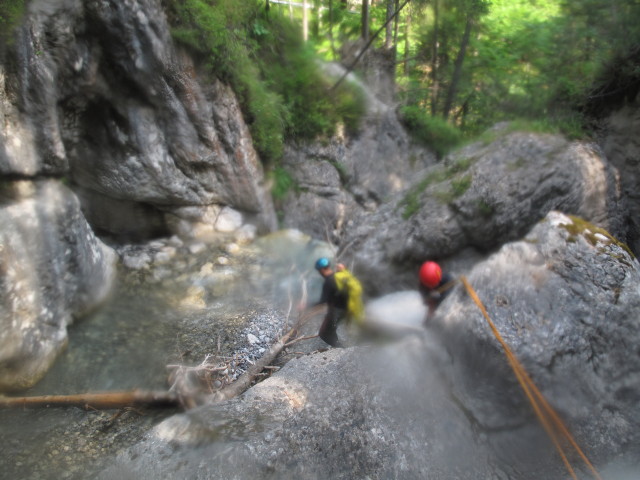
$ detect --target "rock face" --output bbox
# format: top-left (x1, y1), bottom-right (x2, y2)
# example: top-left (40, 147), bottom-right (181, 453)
top-left (278, 63), bottom-right (436, 243)
top-left (433, 211), bottom-right (640, 465)
top-left (0, 180), bottom-right (116, 391)
top-left (597, 94), bottom-right (640, 254)
top-left (2, 0), bottom-right (276, 239)
top-left (101, 342), bottom-right (506, 480)
top-left (0, 0), bottom-right (278, 389)
top-left (98, 211), bottom-right (640, 479)
top-left (339, 128), bottom-right (624, 295)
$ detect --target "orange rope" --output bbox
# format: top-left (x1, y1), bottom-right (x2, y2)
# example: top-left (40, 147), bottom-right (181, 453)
top-left (459, 275), bottom-right (602, 480)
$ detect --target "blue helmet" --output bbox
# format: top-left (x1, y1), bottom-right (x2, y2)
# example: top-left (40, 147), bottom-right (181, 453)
top-left (315, 257), bottom-right (330, 270)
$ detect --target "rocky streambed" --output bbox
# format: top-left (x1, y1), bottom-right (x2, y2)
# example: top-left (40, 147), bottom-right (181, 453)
top-left (0, 230), bottom-right (332, 480)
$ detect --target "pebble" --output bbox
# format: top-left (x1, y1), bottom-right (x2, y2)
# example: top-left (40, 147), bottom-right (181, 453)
top-left (188, 242), bottom-right (207, 254)
top-left (231, 310), bottom-right (287, 379)
top-left (226, 243), bottom-right (241, 254)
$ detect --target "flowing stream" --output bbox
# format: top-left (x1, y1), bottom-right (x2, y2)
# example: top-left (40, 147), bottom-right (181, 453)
top-left (0, 229), bottom-right (335, 480)
top-left (7, 229), bottom-right (631, 479)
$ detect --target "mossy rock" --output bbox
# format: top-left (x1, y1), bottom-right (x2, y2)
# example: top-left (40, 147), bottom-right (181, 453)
top-left (559, 215), bottom-right (635, 261)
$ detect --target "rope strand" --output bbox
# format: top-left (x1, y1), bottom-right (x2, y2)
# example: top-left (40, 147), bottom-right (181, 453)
top-left (459, 275), bottom-right (602, 480)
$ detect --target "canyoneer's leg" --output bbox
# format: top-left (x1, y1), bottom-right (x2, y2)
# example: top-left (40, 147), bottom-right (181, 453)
top-left (318, 307), bottom-right (343, 347)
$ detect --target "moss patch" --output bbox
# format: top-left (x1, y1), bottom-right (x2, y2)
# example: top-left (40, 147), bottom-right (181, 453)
top-left (399, 157), bottom-right (476, 219)
top-left (560, 215), bottom-right (635, 260)
top-left (268, 166), bottom-right (297, 200)
top-left (507, 157), bottom-right (527, 171)
top-left (0, 0), bottom-right (24, 46)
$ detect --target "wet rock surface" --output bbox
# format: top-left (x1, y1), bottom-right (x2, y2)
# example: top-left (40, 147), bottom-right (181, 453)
top-left (0, 180), bottom-right (117, 391)
top-left (433, 211), bottom-right (640, 461)
top-left (339, 127), bottom-right (625, 296)
top-left (2, 219), bottom-right (640, 479)
top-left (93, 213), bottom-right (640, 480)
top-left (0, 229), bottom-right (329, 480)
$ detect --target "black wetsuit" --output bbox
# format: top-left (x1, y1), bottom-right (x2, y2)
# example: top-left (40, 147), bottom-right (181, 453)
top-left (419, 272), bottom-right (454, 324)
top-left (317, 273), bottom-right (348, 347)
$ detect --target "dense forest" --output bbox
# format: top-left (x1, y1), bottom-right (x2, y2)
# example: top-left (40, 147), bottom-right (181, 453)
top-left (4, 0), bottom-right (640, 167)
top-left (162, 0), bottom-right (640, 161)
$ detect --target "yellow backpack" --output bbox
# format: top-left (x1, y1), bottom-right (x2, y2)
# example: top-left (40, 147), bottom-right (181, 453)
top-left (334, 269), bottom-right (365, 326)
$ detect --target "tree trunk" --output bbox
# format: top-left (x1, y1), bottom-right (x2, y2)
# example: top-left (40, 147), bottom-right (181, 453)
top-left (313, 0), bottom-right (321, 39)
top-left (385, 0), bottom-right (395, 49)
top-left (403, 6), bottom-right (411, 75)
top-left (329, 0), bottom-right (336, 60)
top-left (430, 0), bottom-right (440, 115)
top-left (362, 0), bottom-right (370, 41)
top-left (330, 0), bottom-right (411, 92)
top-left (303, 0), bottom-right (309, 41)
top-left (393, 0), bottom-right (400, 48)
top-left (443, 14), bottom-right (473, 120)
top-left (0, 305), bottom-right (327, 411)
top-left (0, 390), bottom-right (180, 410)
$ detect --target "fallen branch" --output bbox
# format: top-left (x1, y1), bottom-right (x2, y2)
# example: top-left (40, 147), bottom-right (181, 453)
top-left (0, 296), bottom-right (327, 412)
top-left (0, 389), bottom-right (180, 410)
top-left (209, 327), bottom-right (298, 403)
top-left (206, 305), bottom-right (329, 403)
top-left (285, 334), bottom-right (318, 347)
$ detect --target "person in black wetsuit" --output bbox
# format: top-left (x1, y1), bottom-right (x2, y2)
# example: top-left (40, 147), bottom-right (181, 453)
top-left (314, 257), bottom-right (349, 347)
top-left (419, 261), bottom-right (454, 326)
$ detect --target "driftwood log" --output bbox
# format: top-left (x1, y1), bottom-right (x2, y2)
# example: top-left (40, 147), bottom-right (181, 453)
top-left (208, 326), bottom-right (298, 403)
top-left (0, 305), bottom-right (325, 411)
top-left (0, 390), bottom-right (180, 410)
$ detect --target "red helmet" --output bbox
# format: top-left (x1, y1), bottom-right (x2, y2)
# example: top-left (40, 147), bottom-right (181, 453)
top-left (419, 261), bottom-right (442, 288)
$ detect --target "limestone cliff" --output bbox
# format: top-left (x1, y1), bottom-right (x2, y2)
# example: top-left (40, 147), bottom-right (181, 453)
top-left (0, 0), bottom-right (277, 390)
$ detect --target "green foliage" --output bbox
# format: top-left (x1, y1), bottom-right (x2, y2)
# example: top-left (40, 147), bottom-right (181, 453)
top-left (395, 0), bottom-right (640, 138)
top-left (163, 0), bottom-right (640, 169)
top-left (166, 0), bottom-right (284, 161)
top-left (326, 157), bottom-right (350, 185)
top-left (446, 156), bottom-right (474, 174)
top-left (477, 199), bottom-right (494, 216)
top-left (561, 215), bottom-right (635, 260)
top-left (261, 34), bottom-right (365, 140)
top-left (451, 174), bottom-right (471, 196)
top-left (0, 0), bottom-right (25, 45)
top-left (400, 176), bottom-right (432, 219)
top-left (433, 173), bottom-right (471, 203)
top-left (164, 0), bottom-right (365, 164)
top-left (399, 105), bottom-right (463, 157)
top-left (581, 46), bottom-right (640, 121)
top-left (269, 166), bottom-right (297, 200)
top-left (476, 118), bottom-right (585, 143)
top-left (399, 156), bottom-right (476, 218)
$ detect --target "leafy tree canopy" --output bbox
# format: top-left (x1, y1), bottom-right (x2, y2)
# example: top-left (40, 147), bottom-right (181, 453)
top-left (163, 0), bottom-right (365, 165)
top-left (161, 0), bottom-right (640, 158)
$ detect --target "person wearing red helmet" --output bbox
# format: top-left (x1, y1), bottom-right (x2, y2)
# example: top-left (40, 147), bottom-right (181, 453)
top-left (418, 261), bottom-right (454, 326)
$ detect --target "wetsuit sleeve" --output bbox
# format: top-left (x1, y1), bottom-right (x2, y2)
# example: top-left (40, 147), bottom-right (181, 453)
top-left (317, 281), bottom-right (330, 305)
top-left (317, 275), bottom-right (339, 305)
top-left (439, 273), bottom-right (455, 300)
top-left (420, 273), bottom-right (454, 306)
